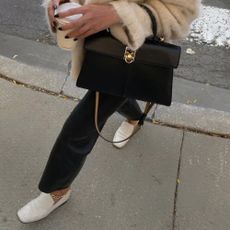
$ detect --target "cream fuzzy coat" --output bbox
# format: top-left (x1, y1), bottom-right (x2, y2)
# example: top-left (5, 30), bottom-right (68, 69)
top-left (42, 0), bottom-right (201, 79)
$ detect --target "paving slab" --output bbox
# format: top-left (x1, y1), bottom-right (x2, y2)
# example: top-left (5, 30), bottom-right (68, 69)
top-left (175, 132), bottom-right (230, 230)
top-left (154, 102), bottom-right (230, 136)
top-left (175, 40), bottom-right (230, 89)
top-left (0, 55), bottom-right (66, 93)
top-left (0, 32), bottom-right (69, 73)
top-left (173, 77), bottom-right (230, 113)
top-left (0, 78), bottom-right (183, 230)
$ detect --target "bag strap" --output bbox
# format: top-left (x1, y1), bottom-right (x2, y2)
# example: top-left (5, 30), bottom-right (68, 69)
top-left (138, 4), bottom-right (157, 39)
top-left (94, 92), bottom-right (154, 143)
top-left (93, 4), bottom-right (157, 143)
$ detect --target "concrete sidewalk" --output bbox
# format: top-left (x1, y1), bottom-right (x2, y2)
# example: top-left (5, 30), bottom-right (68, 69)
top-left (0, 33), bottom-right (230, 230)
top-left (0, 64), bottom-right (230, 230)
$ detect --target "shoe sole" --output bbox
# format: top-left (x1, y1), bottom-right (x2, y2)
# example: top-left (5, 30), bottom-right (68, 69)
top-left (16, 196), bottom-right (70, 224)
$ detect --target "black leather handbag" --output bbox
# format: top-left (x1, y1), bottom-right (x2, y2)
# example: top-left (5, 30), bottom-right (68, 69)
top-left (77, 4), bottom-right (181, 105)
top-left (76, 4), bottom-right (181, 143)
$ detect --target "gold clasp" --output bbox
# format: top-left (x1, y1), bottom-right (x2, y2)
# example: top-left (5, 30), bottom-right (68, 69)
top-left (124, 47), bottom-right (136, 64)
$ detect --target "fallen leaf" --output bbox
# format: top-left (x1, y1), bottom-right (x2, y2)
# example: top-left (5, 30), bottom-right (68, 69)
top-left (186, 48), bottom-right (196, 55)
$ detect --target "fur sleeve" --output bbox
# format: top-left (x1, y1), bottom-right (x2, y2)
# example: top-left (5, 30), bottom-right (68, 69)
top-left (145, 0), bottom-right (201, 40)
top-left (109, 1), bottom-right (153, 50)
top-left (109, 0), bottom-right (201, 50)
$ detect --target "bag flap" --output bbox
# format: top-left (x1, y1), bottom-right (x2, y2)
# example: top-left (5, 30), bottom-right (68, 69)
top-left (84, 35), bottom-right (181, 68)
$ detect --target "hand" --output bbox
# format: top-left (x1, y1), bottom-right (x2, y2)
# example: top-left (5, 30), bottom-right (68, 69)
top-left (55, 4), bottom-right (122, 39)
top-left (47, 0), bottom-right (70, 32)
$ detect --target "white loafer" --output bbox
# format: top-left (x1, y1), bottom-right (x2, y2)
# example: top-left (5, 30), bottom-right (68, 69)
top-left (113, 121), bottom-right (140, 149)
top-left (17, 189), bottom-right (71, 224)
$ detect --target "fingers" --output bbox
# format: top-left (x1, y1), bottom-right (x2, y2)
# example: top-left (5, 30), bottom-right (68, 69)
top-left (48, 3), bottom-right (56, 28)
top-left (59, 16), bottom-right (85, 31)
top-left (55, 0), bottom-right (70, 8)
top-left (63, 21), bottom-right (98, 40)
top-left (55, 6), bottom-right (87, 18)
top-left (60, 0), bottom-right (70, 3)
top-left (52, 0), bottom-right (60, 9)
top-left (47, 0), bottom-right (71, 32)
top-left (67, 24), bottom-right (92, 38)
top-left (49, 0), bottom-right (67, 19)
top-left (77, 29), bottom-right (95, 39)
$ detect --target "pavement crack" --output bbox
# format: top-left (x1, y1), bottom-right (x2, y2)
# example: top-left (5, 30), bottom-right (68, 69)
top-left (0, 73), bottom-right (80, 102)
top-left (152, 120), bottom-right (230, 139)
top-left (175, 74), bottom-right (229, 90)
top-left (172, 131), bottom-right (185, 230)
top-left (60, 61), bottom-right (71, 93)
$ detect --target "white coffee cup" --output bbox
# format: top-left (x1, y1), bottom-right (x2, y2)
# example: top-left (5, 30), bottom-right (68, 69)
top-left (56, 2), bottom-right (82, 50)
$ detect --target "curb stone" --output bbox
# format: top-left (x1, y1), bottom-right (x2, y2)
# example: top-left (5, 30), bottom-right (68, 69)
top-left (0, 55), bottom-right (66, 93)
top-left (0, 52), bottom-right (229, 138)
top-left (153, 102), bottom-right (230, 137)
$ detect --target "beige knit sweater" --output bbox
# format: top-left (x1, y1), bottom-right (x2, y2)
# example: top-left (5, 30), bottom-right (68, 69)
top-left (42, 0), bottom-right (201, 79)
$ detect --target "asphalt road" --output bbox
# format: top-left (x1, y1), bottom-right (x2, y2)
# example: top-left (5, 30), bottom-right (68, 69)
top-left (0, 0), bottom-right (229, 89)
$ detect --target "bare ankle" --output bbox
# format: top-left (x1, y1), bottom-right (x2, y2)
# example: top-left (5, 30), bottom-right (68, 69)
top-left (127, 120), bottom-right (139, 125)
top-left (50, 187), bottom-right (70, 203)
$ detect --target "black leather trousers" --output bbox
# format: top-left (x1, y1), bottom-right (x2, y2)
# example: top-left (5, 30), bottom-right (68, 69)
top-left (38, 90), bottom-right (142, 193)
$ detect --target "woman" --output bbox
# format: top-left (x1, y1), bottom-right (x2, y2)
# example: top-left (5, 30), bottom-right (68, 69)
top-left (17, 0), bottom-right (200, 223)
